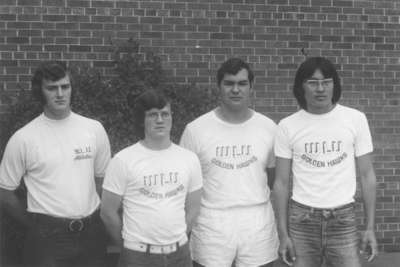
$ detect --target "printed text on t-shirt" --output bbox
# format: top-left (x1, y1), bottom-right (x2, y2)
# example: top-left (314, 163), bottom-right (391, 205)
top-left (301, 139), bottom-right (347, 168)
top-left (74, 146), bottom-right (93, 160)
top-left (143, 172), bottom-right (178, 186)
top-left (212, 144), bottom-right (258, 170)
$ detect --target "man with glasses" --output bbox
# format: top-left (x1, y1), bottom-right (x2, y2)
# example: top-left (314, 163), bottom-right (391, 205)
top-left (273, 57), bottom-right (378, 267)
top-left (100, 90), bottom-right (202, 267)
top-left (180, 58), bottom-right (279, 267)
top-left (0, 61), bottom-right (111, 266)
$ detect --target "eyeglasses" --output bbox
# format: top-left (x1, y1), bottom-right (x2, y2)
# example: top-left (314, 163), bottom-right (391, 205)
top-left (304, 78), bottom-right (333, 89)
top-left (145, 111), bottom-right (171, 120)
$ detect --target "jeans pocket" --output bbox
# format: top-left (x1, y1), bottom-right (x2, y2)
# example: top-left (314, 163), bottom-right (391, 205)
top-left (335, 212), bottom-right (356, 226)
top-left (289, 208), bottom-right (312, 224)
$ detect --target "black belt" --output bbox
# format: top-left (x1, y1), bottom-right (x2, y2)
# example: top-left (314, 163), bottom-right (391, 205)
top-left (29, 209), bottom-right (100, 232)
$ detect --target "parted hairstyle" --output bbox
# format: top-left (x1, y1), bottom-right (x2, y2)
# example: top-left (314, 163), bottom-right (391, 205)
top-left (293, 57), bottom-right (341, 110)
top-left (31, 61), bottom-right (71, 105)
top-left (216, 57), bottom-right (254, 87)
top-left (130, 89), bottom-right (171, 139)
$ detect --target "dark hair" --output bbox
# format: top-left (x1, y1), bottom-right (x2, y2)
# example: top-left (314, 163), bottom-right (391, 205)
top-left (31, 61), bottom-right (71, 105)
top-left (293, 57), bottom-right (341, 110)
top-left (216, 58), bottom-right (254, 87)
top-left (131, 90), bottom-right (171, 139)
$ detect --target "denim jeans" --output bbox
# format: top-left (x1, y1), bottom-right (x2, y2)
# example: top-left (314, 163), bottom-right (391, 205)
top-left (23, 211), bottom-right (107, 267)
top-left (289, 200), bottom-right (361, 267)
top-left (118, 243), bottom-right (192, 267)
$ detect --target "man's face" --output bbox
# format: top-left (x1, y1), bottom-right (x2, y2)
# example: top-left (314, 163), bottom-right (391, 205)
top-left (219, 68), bottom-right (252, 111)
top-left (42, 75), bottom-right (72, 119)
top-left (144, 104), bottom-right (172, 140)
top-left (303, 69), bottom-right (334, 114)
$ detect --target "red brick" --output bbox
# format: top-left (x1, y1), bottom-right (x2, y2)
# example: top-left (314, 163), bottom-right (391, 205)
top-left (42, 0), bottom-right (65, 6)
top-left (116, 1), bottom-right (138, 8)
top-left (17, 0), bottom-right (40, 5)
top-left (233, 33), bottom-right (253, 40)
top-left (0, 14), bottom-right (16, 21)
top-left (42, 15), bottom-right (66, 22)
top-left (7, 21), bottom-right (30, 29)
top-left (141, 32), bottom-right (162, 39)
top-left (92, 16), bottom-right (114, 23)
top-left (6, 37), bottom-right (29, 44)
top-left (164, 18), bottom-right (186, 25)
top-left (210, 33), bottom-right (232, 40)
top-left (116, 16), bottom-right (139, 24)
top-left (175, 25), bottom-right (196, 32)
top-left (66, 0), bottom-right (90, 7)
top-left (18, 15), bottom-right (41, 21)
top-left (92, 1), bottom-right (114, 8)
top-left (80, 23), bottom-right (103, 30)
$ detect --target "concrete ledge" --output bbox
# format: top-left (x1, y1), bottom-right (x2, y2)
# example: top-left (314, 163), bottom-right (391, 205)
top-left (273, 252), bottom-right (400, 267)
top-left (363, 252), bottom-right (400, 267)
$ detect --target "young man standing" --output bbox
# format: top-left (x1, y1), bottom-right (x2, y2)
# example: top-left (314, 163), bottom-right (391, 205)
top-left (0, 61), bottom-right (111, 266)
top-left (180, 58), bottom-right (279, 267)
top-left (100, 90), bottom-right (202, 267)
top-left (273, 57), bottom-right (378, 267)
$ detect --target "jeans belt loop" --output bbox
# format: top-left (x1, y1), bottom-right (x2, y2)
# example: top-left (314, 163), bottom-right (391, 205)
top-left (322, 209), bottom-right (333, 219)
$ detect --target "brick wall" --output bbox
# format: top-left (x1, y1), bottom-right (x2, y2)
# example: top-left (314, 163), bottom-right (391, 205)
top-left (0, 0), bottom-right (399, 252)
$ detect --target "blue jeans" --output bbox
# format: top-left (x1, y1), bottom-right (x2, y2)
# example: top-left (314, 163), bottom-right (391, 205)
top-left (23, 210), bottom-right (107, 267)
top-left (118, 243), bottom-right (192, 267)
top-left (289, 200), bottom-right (361, 267)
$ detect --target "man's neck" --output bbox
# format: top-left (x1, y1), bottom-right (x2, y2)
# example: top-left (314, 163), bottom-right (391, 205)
top-left (43, 109), bottom-right (71, 120)
top-left (215, 106), bottom-right (253, 124)
top-left (141, 137), bottom-right (172, 150)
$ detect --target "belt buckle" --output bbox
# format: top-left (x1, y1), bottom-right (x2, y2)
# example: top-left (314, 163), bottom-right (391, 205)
top-left (161, 244), bottom-right (174, 254)
top-left (69, 219), bottom-right (84, 232)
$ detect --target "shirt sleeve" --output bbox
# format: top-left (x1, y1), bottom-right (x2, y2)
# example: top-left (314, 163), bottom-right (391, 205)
top-left (274, 123), bottom-right (293, 159)
top-left (187, 153), bottom-right (203, 193)
top-left (180, 125), bottom-right (198, 154)
top-left (94, 122), bottom-right (111, 178)
top-left (354, 113), bottom-right (373, 157)
top-left (266, 122), bottom-right (277, 168)
top-left (0, 132), bottom-right (26, 190)
top-left (102, 156), bottom-right (127, 196)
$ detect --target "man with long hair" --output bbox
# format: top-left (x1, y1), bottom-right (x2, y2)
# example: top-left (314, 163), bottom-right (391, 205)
top-left (273, 57), bottom-right (378, 267)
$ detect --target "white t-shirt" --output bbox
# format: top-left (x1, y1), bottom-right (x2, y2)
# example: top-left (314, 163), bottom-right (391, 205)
top-left (103, 142), bottom-right (202, 245)
top-left (180, 110), bottom-right (277, 209)
top-left (274, 104), bottom-right (373, 208)
top-left (0, 112), bottom-right (111, 218)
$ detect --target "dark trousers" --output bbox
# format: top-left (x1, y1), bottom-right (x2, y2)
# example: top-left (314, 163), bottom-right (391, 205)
top-left (23, 210), bottom-right (107, 267)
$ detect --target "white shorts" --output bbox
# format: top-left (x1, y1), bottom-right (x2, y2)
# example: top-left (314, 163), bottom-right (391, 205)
top-left (190, 202), bottom-right (279, 267)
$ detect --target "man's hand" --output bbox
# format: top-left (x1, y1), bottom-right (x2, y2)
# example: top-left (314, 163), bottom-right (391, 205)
top-left (278, 236), bottom-right (296, 266)
top-left (361, 229), bottom-right (378, 262)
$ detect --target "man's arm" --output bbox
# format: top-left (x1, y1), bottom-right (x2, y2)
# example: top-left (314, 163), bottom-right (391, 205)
top-left (100, 189), bottom-right (123, 247)
top-left (272, 157), bottom-right (296, 266)
top-left (357, 153), bottom-right (378, 262)
top-left (0, 187), bottom-right (30, 229)
top-left (185, 188), bottom-right (202, 234)
top-left (95, 176), bottom-right (104, 197)
top-left (267, 167), bottom-right (275, 190)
